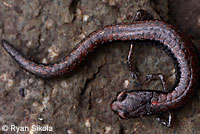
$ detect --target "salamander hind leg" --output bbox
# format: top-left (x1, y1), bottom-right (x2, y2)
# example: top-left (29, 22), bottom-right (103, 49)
top-left (127, 10), bottom-right (154, 79)
top-left (127, 44), bottom-right (139, 79)
top-left (133, 9), bottom-right (154, 21)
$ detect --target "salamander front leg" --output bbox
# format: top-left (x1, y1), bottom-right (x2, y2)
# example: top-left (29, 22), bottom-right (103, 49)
top-left (145, 73), bottom-right (167, 92)
top-left (145, 73), bottom-right (174, 127)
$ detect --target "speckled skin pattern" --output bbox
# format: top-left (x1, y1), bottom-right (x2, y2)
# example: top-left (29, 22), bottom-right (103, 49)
top-left (1, 20), bottom-right (199, 118)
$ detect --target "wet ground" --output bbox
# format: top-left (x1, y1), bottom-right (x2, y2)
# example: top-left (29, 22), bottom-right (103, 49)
top-left (0, 0), bottom-right (200, 134)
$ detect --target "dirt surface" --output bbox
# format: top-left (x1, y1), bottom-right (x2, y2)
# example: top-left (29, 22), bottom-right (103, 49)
top-left (0, 0), bottom-right (199, 134)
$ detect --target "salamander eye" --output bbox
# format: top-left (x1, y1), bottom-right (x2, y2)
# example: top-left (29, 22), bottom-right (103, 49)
top-left (117, 91), bottom-right (127, 101)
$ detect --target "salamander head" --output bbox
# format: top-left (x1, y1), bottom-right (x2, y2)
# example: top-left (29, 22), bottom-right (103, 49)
top-left (110, 90), bottom-right (153, 119)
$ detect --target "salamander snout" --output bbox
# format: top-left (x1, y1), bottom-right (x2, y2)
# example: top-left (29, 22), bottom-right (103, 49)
top-left (111, 90), bottom-right (153, 118)
top-left (110, 90), bottom-right (129, 119)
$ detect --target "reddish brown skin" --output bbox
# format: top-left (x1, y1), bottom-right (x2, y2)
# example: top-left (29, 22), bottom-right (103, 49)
top-left (1, 20), bottom-right (199, 118)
